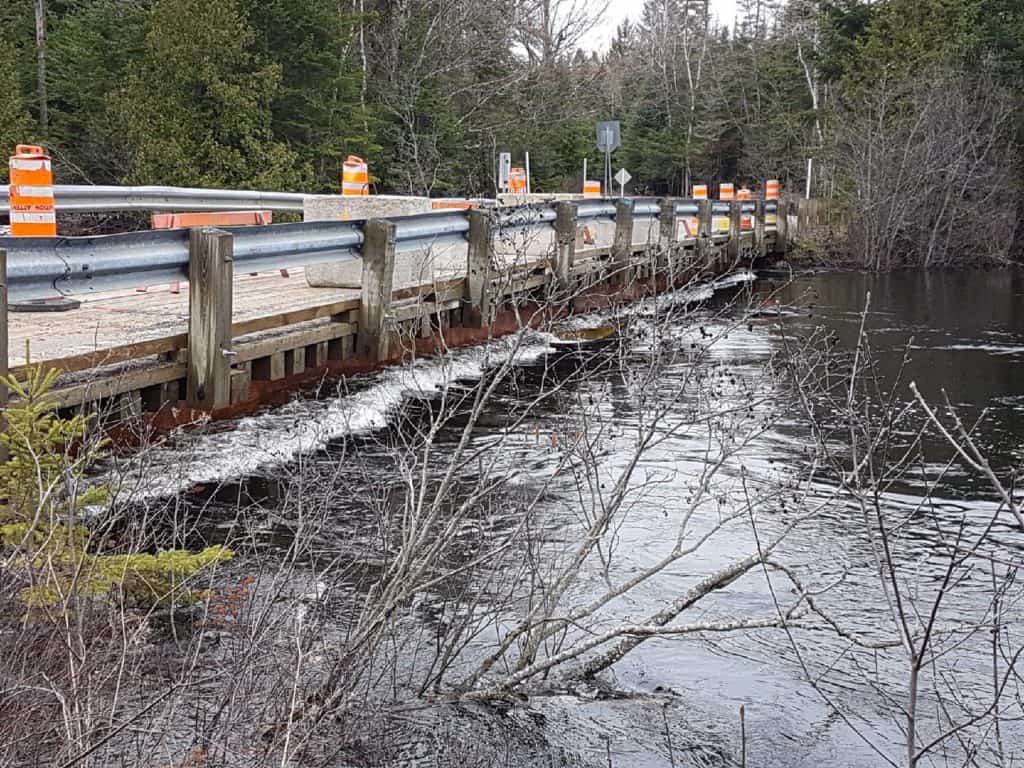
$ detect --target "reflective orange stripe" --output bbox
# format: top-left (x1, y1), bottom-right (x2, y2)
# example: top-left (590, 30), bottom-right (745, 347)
top-left (583, 180), bottom-right (601, 197)
top-left (765, 180), bottom-right (780, 200)
top-left (692, 185), bottom-right (708, 199)
top-left (10, 145), bottom-right (56, 236)
top-left (509, 168), bottom-right (527, 193)
top-left (719, 183), bottom-right (735, 201)
top-left (341, 155), bottom-right (369, 196)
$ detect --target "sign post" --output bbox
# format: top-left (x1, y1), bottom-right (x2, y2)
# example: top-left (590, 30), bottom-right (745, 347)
top-left (596, 121), bottom-right (621, 197)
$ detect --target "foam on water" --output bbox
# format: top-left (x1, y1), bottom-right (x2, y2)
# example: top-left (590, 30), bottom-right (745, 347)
top-left (120, 332), bottom-right (557, 497)
top-left (118, 271), bottom-right (758, 499)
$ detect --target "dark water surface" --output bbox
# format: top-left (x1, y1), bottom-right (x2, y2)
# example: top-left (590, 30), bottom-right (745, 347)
top-left (134, 268), bottom-right (1024, 767)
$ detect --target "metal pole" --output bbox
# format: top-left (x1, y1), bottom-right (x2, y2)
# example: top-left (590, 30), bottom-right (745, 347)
top-left (525, 152), bottom-right (532, 195)
top-left (583, 157), bottom-right (587, 189)
top-left (805, 158), bottom-right (813, 199)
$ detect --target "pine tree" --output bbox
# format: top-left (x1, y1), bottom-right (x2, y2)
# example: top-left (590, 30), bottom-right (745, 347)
top-left (0, 39), bottom-right (34, 160)
top-left (116, 0), bottom-right (307, 189)
top-left (0, 365), bottom-right (232, 611)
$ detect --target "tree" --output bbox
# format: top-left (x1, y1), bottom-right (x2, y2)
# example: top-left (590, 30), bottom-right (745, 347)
top-left (0, 39), bottom-right (34, 157)
top-left (239, 0), bottom-right (377, 192)
top-left (116, 0), bottom-right (306, 189)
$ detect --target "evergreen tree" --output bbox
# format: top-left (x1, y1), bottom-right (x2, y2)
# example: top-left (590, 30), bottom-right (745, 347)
top-left (0, 39), bottom-right (34, 159)
top-left (116, 0), bottom-right (306, 189)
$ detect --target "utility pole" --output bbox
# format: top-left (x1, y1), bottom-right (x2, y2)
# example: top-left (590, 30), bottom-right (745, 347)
top-left (34, 0), bottom-right (48, 134)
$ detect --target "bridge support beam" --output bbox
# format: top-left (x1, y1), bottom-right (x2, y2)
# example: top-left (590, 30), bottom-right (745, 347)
top-left (658, 197), bottom-right (678, 280)
top-left (553, 201), bottom-right (577, 293)
top-left (696, 199), bottom-right (712, 266)
top-left (727, 201), bottom-right (742, 262)
top-left (775, 200), bottom-right (790, 255)
top-left (358, 219), bottom-right (397, 362)
top-left (754, 199), bottom-right (766, 257)
top-left (464, 209), bottom-right (495, 327)
top-left (187, 228), bottom-right (233, 410)
top-left (611, 199), bottom-right (634, 284)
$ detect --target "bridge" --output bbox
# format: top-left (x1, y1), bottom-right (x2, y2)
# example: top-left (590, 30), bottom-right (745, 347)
top-left (0, 189), bottom-right (791, 427)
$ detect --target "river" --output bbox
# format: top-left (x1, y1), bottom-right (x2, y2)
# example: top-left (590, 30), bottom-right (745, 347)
top-left (122, 268), bottom-right (1024, 767)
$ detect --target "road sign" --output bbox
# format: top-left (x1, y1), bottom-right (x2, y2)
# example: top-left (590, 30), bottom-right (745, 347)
top-left (497, 152), bottom-right (511, 191)
top-left (596, 121), bottom-right (621, 153)
top-left (614, 168), bottom-right (631, 198)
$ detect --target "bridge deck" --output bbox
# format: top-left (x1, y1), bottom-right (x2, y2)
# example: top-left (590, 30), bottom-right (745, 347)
top-left (10, 270), bottom-right (353, 370)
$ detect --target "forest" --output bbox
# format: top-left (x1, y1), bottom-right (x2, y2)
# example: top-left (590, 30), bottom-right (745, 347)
top-left (1, 0), bottom-right (1023, 265)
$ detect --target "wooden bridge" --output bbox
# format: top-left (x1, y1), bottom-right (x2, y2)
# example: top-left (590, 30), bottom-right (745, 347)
top-left (0, 196), bottom-right (791, 431)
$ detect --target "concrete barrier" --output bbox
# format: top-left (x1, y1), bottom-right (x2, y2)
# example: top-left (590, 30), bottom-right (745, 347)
top-left (303, 195), bottom-right (432, 288)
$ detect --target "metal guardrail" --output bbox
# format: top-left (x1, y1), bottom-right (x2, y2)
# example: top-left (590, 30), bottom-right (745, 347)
top-left (0, 197), bottom-right (778, 302)
top-left (0, 184), bottom-right (308, 214)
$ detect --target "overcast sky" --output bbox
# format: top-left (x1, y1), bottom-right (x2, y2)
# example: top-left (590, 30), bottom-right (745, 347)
top-left (592, 0), bottom-right (739, 50)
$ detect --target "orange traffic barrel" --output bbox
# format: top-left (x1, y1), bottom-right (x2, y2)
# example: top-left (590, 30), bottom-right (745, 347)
top-left (583, 180), bottom-right (601, 198)
top-left (765, 179), bottom-right (780, 200)
top-left (9, 144), bottom-right (56, 237)
top-left (692, 184), bottom-right (708, 200)
top-left (509, 167), bottom-right (527, 194)
top-left (341, 155), bottom-right (369, 196)
top-left (737, 186), bottom-right (752, 200)
top-left (719, 182), bottom-right (735, 201)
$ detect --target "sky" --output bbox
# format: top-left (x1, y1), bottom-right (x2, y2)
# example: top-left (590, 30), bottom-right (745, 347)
top-left (592, 0), bottom-right (739, 50)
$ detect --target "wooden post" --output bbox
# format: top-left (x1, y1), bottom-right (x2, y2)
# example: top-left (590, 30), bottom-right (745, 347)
top-left (727, 201), bottom-right (742, 261)
top-left (753, 199), bottom-right (766, 257)
top-left (775, 200), bottom-right (790, 255)
top-left (358, 218), bottom-right (396, 362)
top-left (186, 228), bottom-right (233, 410)
top-left (464, 209), bottom-right (494, 327)
top-left (553, 201), bottom-right (577, 291)
top-left (611, 199), bottom-right (634, 283)
top-left (696, 199), bottom-right (712, 264)
top-left (0, 249), bottom-right (7, 464)
top-left (658, 197), bottom-right (678, 277)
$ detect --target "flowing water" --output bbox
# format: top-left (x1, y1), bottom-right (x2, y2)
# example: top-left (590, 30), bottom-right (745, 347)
top-left (123, 268), bottom-right (1024, 767)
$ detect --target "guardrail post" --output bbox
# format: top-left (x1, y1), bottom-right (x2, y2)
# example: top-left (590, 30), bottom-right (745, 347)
top-left (775, 200), bottom-right (790, 255)
top-left (754, 199), bottom-right (766, 257)
top-left (554, 201), bottom-right (577, 291)
top-left (727, 201), bottom-right (742, 262)
top-left (658, 197), bottom-right (678, 278)
top-left (696, 199), bottom-right (712, 264)
top-left (464, 209), bottom-right (495, 327)
top-left (187, 228), bottom-right (233, 410)
top-left (611, 199), bottom-right (634, 284)
top-left (358, 218), bottom-right (396, 362)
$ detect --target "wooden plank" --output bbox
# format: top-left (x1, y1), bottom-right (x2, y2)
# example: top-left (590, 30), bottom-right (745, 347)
top-left (187, 228), bottom-right (234, 410)
top-left (754, 199), bottom-right (766, 256)
top-left (727, 201), bottom-right (742, 261)
top-left (611, 199), bottom-right (634, 281)
top-left (358, 219), bottom-right (397, 362)
top-left (554, 202), bottom-right (576, 290)
top-left (234, 321), bottom-right (355, 364)
top-left (464, 209), bottom-right (495, 327)
top-left (48, 363), bottom-right (187, 409)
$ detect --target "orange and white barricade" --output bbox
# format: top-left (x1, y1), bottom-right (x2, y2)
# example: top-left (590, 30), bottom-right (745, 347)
top-left (719, 182), bottom-right (735, 201)
top-left (9, 145), bottom-right (56, 237)
top-left (765, 180), bottom-right (780, 228)
top-left (341, 155), bottom-right (369, 196)
top-left (738, 186), bottom-right (753, 230)
top-left (583, 180), bottom-right (601, 198)
top-left (509, 167), bottom-right (527, 194)
top-left (692, 184), bottom-right (708, 200)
